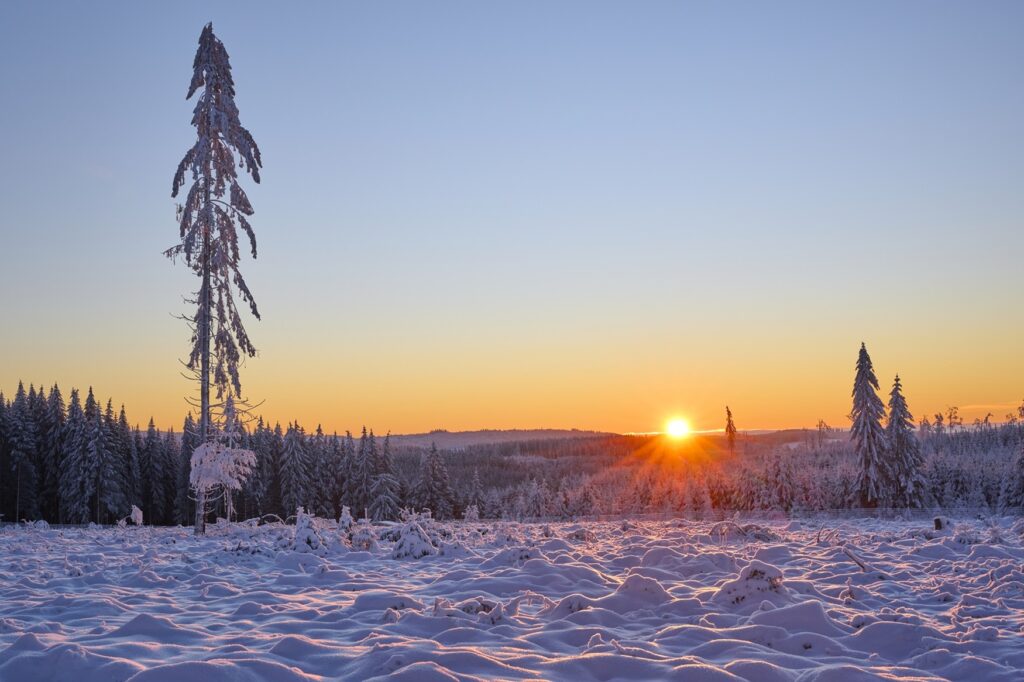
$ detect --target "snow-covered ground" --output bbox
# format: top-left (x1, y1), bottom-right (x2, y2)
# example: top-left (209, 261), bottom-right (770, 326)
top-left (1, 515), bottom-right (1023, 681)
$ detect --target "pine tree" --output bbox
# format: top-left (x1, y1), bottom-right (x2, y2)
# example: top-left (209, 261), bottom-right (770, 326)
top-left (7, 382), bottom-right (40, 520)
top-left (177, 413), bottom-right (199, 524)
top-left (467, 468), bottom-right (484, 511)
top-left (279, 422), bottom-right (309, 517)
top-left (851, 343), bottom-right (889, 507)
top-left (30, 385), bottom-right (53, 521)
top-left (369, 433), bottom-right (400, 521)
top-left (340, 431), bottom-right (356, 509)
top-left (169, 23), bottom-right (264, 535)
top-left (327, 433), bottom-right (345, 518)
top-left (349, 427), bottom-right (375, 517)
top-left (416, 444), bottom-right (455, 519)
top-left (725, 406), bottom-right (737, 453)
top-left (143, 419), bottom-right (169, 524)
top-left (0, 392), bottom-right (8, 521)
top-left (42, 385), bottom-right (66, 522)
top-left (81, 389), bottom-right (104, 523)
top-left (885, 375), bottom-right (927, 507)
top-left (308, 425), bottom-right (332, 517)
top-left (95, 399), bottom-right (127, 523)
top-left (162, 429), bottom-right (181, 522)
top-left (60, 389), bottom-right (91, 523)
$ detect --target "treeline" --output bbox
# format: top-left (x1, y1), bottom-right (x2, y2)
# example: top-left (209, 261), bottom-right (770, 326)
top-left (0, 380), bottom-right (470, 524)
top-left (4, 378), bottom-right (1023, 526)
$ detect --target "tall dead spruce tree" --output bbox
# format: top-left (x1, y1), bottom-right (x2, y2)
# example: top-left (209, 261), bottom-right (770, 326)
top-left (168, 23), bottom-right (263, 534)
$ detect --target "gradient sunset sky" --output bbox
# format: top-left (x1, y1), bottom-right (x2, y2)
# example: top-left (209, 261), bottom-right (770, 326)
top-left (1, 2), bottom-right (1021, 434)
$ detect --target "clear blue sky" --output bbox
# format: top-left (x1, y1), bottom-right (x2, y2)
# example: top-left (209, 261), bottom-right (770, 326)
top-left (1, 2), bottom-right (1022, 433)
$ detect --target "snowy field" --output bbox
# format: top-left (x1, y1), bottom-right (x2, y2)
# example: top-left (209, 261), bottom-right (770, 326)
top-left (1, 516), bottom-right (1023, 681)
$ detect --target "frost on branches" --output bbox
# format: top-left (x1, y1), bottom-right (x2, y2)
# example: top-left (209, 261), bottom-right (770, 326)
top-left (851, 343), bottom-right (889, 507)
top-left (189, 442), bottom-right (255, 521)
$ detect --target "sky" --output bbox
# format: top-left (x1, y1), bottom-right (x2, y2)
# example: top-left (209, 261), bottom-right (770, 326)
top-left (1, 1), bottom-right (1022, 434)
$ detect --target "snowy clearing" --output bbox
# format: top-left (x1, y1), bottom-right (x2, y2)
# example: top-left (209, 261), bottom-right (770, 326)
top-left (1, 516), bottom-right (1023, 681)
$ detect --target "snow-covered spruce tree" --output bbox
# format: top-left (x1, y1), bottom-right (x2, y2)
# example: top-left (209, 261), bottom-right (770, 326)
top-left (725, 406), bottom-right (737, 453)
top-left (175, 413), bottom-right (198, 524)
top-left (143, 418), bottom-right (165, 524)
top-left (885, 375), bottom-right (927, 508)
top-left (0, 392), bottom-right (7, 520)
top-left (466, 468), bottom-right (484, 512)
top-left (168, 23), bottom-right (263, 535)
top-left (416, 443), bottom-right (455, 520)
top-left (7, 382), bottom-right (39, 521)
top-left (95, 399), bottom-right (127, 524)
top-left (327, 434), bottom-right (345, 518)
top-left (162, 429), bottom-right (182, 521)
top-left (59, 390), bottom-right (90, 523)
top-left (339, 431), bottom-right (356, 509)
top-left (309, 425), bottom-right (333, 517)
top-left (851, 343), bottom-right (890, 507)
top-left (369, 433), bottom-right (401, 521)
top-left (279, 422), bottom-right (309, 518)
top-left (346, 425), bottom-right (374, 516)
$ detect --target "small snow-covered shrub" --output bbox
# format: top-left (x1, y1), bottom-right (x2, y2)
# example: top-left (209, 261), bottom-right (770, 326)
top-left (567, 527), bottom-right (596, 543)
top-left (338, 506), bottom-right (354, 534)
top-left (710, 521), bottom-right (780, 543)
top-left (713, 560), bottom-right (787, 606)
top-left (391, 513), bottom-right (437, 559)
top-left (293, 507), bottom-right (326, 554)
top-left (463, 504), bottom-right (480, 522)
top-left (952, 523), bottom-right (982, 545)
top-left (131, 505), bottom-right (144, 526)
top-left (351, 519), bottom-right (378, 552)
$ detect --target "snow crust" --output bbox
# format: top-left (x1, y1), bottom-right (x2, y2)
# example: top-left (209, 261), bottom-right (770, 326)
top-left (1, 516), bottom-right (1023, 680)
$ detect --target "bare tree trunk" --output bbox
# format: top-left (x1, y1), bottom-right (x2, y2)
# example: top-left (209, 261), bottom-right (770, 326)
top-left (194, 209), bottom-right (212, 536)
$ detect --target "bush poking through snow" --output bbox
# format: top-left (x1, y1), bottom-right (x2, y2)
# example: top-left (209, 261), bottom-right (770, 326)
top-left (711, 521), bottom-right (780, 542)
top-left (463, 504), bottom-right (480, 522)
top-left (567, 527), bottom-right (596, 543)
top-left (293, 507), bottom-right (326, 555)
top-left (338, 506), bottom-right (354, 534)
top-left (351, 519), bottom-right (378, 552)
top-left (713, 560), bottom-right (788, 606)
top-left (391, 513), bottom-right (437, 559)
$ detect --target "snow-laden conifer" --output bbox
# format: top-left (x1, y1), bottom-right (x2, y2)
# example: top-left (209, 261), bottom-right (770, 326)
top-left (59, 390), bottom-right (90, 523)
top-left (369, 433), bottom-right (401, 522)
top-left (885, 375), bottom-right (927, 507)
top-left (168, 23), bottom-right (263, 534)
top-left (725, 406), bottom-right (737, 453)
top-left (851, 343), bottom-right (889, 507)
top-left (279, 423), bottom-right (309, 517)
top-left (7, 382), bottom-right (39, 520)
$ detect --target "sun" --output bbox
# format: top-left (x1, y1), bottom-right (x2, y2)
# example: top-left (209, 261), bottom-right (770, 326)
top-left (665, 418), bottom-right (691, 439)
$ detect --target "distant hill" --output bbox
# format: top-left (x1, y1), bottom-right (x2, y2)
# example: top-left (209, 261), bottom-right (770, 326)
top-left (389, 428), bottom-right (614, 450)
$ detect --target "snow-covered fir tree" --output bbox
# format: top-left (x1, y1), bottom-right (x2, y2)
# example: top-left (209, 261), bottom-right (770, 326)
top-left (143, 418), bottom-right (167, 524)
top-left (885, 375), bottom-right (927, 507)
top-left (369, 433), bottom-right (401, 521)
top-left (851, 343), bottom-right (889, 507)
top-left (58, 389), bottom-right (89, 524)
top-left (279, 422), bottom-right (309, 517)
top-left (94, 399), bottom-right (127, 524)
top-left (7, 382), bottom-right (39, 521)
top-left (415, 444), bottom-right (455, 520)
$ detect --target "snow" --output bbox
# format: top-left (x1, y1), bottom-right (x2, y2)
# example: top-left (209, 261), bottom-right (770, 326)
top-left (1, 516), bottom-right (1023, 681)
